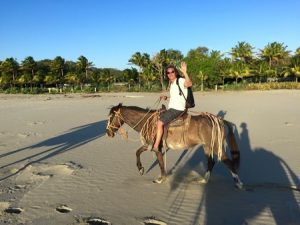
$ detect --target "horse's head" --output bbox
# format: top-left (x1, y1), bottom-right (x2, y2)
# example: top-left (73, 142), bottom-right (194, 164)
top-left (106, 103), bottom-right (125, 137)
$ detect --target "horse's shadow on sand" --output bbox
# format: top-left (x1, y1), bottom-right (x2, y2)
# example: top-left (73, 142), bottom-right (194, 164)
top-left (0, 120), bottom-right (107, 181)
top-left (149, 111), bottom-right (300, 225)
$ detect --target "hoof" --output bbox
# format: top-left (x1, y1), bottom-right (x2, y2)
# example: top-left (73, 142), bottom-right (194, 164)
top-left (139, 167), bottom-right (144, 176)
top-left (198, 171), bottom-right (210, 184)
top-left (198, 178), bottom-right (208, 184)
top-left (234, 177), bottom-right (243, 189)
top-left (153, 176), bottom-right (167, 184)
top-left (235, 181), bottom-right (243, 189)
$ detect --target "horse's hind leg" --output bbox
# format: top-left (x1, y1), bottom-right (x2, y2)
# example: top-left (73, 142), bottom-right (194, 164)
top-left (153, 149), bottom-right (167, 184)
top-left (136, 145), bottom-right (148, 175)
top-left (221, 154), bottom-right (243, 189)
top-left (199, 153), bottom-right (215, 184)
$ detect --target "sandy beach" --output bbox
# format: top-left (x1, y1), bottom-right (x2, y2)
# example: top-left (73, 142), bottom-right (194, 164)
top-left (0, 90), bottom-right (300, 225)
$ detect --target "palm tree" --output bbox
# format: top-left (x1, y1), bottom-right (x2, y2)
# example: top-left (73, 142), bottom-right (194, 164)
top-left (129, 52), bottom-right (150, 90)
top-left (65, 72), bottom-right (80, 91)
top-left (100, 69), bottom-right (114, 91)
top-left (229, 61), bottom-right (251, 84)
top-left (230, 41), bottom-right (254, 63)
top-left (1, 58), bottom-right (19, 87)
top-left (196, 70), bottom-right (208, 91)
top-left (51, 56), bottom-right (66, 89)
top-left (140, 63), bottom-right (158, 90)
top-left (36, 59), bottom-right (51, 88)
top-left (22, 56), bottom-right (37, 90)
top-left (286, 49), bottom-right (300, 82)
top-left (258, 42), bottom-right (291, 81)
top-left (295, 47), bottom-right (300, 56)
top-left (219, 58), bottom-right (232, 86)
top-left (0, 73), bottom-right (10, 88)
top-left (152, 49), bottom-right (168, 90)
top-left (44, 72), bottom-right (59, 88)
top-left (259, 42), bottom-right (290, 68)
top-left (252, 60), bottom-right (269, 83)
top-left (76, 55), bottom-right (93, 82)
top-left (290, 65), bottom-right (300, 82)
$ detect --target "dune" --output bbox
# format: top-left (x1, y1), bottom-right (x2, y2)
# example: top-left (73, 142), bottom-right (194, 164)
top-left (0, 90), bottom-right (299, 225)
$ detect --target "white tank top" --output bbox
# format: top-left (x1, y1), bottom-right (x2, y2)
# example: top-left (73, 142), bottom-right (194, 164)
top-left (168, 78), bottom-right (187, 111)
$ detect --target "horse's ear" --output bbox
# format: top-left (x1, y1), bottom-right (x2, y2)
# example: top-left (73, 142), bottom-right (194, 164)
top-left (117, 103), bottom-right (123, 108)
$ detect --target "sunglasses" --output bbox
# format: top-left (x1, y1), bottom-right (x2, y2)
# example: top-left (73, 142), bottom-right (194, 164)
top-left (167, 70), bottom-right (175, 75)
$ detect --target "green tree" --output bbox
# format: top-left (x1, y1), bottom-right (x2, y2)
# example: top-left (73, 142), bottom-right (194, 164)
top-left (100, 69), bottom-right (114, 91)
top-left (285, 48), bottom-right (300, 82)
top-left (122, 68), bottom-right (138, 90)
top-left (51, 56), bottom-right (66, 89)
top-left (65, 72), bottom-right (80, 91)
top-left (219, 58), bottom-right (232, 85)
top-left (1, 58), bottom-right (19, 87)
top-left (229, 61), bottom-right (251, 84)
top-left (21, 56), bottom-right (37, 90)
top-left (185, 47), bottom-right (222, 89)
top-left (36, 59), bottom-right (52, 88)
top-left (152, 49), bottom-right (183, 90)
top-left (129, 52), bottom-right (150, 90)
top-left (76, 55), bottom-right (93, 82)
top-left (185, 47), bottom-right (209, 85)
top-left (252, 59), bottom-right (270, 83)
top-left (259, 42), bottom-right (290, 67)
top-left (230, 41), bottom-right (254, 63)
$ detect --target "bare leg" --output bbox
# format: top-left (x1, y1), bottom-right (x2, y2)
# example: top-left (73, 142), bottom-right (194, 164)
top-left (153, 150), bottom-right (167, 183)
top-left (136, 145), bottom-right (148, 175)
top-left (152, 120), bottom-right (164, 151)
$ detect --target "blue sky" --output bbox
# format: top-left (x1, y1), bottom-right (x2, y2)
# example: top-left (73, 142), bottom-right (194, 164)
top-left (1, 0), bottom-right (299, 69)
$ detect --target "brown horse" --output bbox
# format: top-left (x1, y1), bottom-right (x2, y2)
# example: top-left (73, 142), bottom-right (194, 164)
top-left (106, 103), bottom-right (243, 188)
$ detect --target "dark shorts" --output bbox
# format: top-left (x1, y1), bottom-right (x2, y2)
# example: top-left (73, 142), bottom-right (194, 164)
top-left (160, 108), bottom-right (184, 124)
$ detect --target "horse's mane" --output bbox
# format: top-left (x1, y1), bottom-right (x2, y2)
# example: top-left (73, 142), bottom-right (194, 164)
top-left (109, 103), bottom-right (156, 115)
top-left (124, 105), bottom-right (156, 113)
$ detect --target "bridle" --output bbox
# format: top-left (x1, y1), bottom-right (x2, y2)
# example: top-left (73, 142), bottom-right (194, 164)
top-left (106, 99), bottom-right (162, 140)
top-left (106, 108), bottom-right (124, 135)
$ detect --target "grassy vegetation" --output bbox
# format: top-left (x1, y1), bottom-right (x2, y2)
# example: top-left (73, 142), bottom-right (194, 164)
top-left (1, 82), bottom-right (299, 94)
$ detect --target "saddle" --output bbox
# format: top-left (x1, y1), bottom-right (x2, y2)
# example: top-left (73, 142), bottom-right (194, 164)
top-left (160, 105), bottom-right (192, 145)
top-left (159, 104), bottom-right (190, 128)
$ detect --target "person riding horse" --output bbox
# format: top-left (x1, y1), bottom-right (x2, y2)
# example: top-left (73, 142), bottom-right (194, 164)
top-left (152, 62), bottom-right (192, 153)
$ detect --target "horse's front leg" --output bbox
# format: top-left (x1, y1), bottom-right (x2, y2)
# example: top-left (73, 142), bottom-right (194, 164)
top-left (136, 145), bottom-right (148, 175)
top-left (153, 149), bottom-right (167, 184)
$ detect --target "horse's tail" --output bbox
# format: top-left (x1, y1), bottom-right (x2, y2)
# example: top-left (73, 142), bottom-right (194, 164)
top-left (224, 120), bottom-right (240, 171)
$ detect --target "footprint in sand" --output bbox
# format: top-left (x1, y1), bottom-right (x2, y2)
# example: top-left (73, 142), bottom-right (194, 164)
top-left (17, 132), bottom-right (31, 138)
top-left (27, 121), bottom-right (46, 126)
top-left (284, 121), bottom-right (293, 126)
top-left (4, 207), bottom-right (24, 214)
top-left (84, 217), bottom-right (111, 225)
top-left (17, 132), bottom-right (40, 138)
top-left (56, 204), bottom-right (72, 213)
top-left (143, 217), bottom-right (167, 225)
top-left (15, 162), bottom-right (82, 184)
